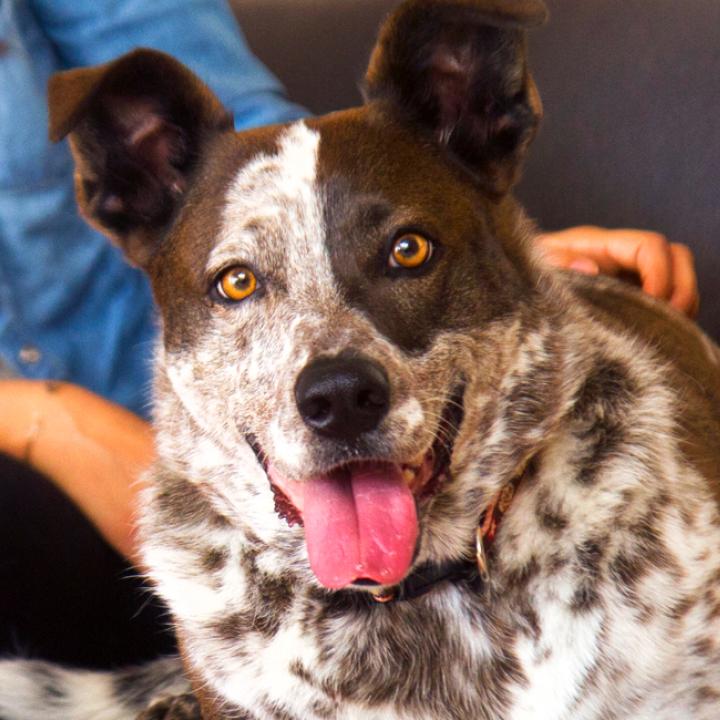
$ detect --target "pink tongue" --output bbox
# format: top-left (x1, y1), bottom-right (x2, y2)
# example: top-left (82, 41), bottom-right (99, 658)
top-left (303, 463), bottom-right (418, 589)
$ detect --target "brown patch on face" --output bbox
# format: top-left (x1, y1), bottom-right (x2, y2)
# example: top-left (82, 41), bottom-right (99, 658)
top-left (310, 109), bottom-right (539, 353)
top-left (154, 473), bottom-right (229, 528)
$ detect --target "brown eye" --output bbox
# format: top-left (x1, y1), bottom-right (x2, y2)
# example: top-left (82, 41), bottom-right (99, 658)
top-left (389, 233), bottom-right (433, 269)
top-left (216, 266), bottom-right (257, 302)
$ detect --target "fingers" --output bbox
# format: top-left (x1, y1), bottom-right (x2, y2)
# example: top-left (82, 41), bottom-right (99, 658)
top-left (568, 257), bottom-right (600, 276)
top-left (669, 243), bottom-right (700, 317)
top-left (536, 227), bottom-right (699, 318)
top-left (621, 231), bottom-right (673, 300)
top-left (536, 230), bottom-right (602, 277)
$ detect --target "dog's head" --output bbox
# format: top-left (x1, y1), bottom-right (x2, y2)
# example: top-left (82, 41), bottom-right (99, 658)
top-left (50, 0), bottom-right (559, 591)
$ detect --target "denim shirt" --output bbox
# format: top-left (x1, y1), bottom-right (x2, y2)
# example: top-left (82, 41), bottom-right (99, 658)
top-left (0, 0), bottom-right (307, 416)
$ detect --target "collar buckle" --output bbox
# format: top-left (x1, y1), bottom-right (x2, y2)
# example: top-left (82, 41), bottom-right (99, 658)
top-left (370, 587), bottom-right (398, 603)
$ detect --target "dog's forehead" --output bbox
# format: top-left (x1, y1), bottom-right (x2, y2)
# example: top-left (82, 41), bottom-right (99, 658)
top-left (155, 111), bottom-right (527, 351)
top-left (211, 110), bottom-right (485, 265)
top-left (211, 121), bottom-right (331, 291)
top-left (211, 115), bottom-right (498, 348)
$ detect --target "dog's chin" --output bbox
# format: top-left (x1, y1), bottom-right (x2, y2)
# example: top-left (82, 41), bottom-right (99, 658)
top-left (248, 388), bottom-right (464, 592)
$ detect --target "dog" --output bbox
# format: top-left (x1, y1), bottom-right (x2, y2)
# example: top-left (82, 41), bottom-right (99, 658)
top-left (1, 0), bottom-right (720, 718)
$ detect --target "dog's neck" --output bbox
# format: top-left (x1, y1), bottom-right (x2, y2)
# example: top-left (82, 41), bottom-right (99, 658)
top-left (367, 454), bottom-right (533, 604)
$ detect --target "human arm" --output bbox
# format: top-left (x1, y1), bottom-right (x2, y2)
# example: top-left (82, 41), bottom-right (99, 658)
top-left (0, 380), bottom-right (152, 565)
top-left (31, 0), bottom-right (308, 128)
top-left (2, 0), bottom-right (306, 561)
top-left (536, 225), bottom-right (699, 317)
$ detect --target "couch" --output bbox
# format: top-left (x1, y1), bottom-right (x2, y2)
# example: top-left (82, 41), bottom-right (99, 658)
top-left (232, 0), bottom-right (720, 341)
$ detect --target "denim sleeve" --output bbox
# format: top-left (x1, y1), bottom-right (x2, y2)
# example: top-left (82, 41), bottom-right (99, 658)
top-left (29, 0), bottom-right (309, 129)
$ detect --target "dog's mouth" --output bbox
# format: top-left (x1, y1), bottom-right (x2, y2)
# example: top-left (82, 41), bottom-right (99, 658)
top-left (249, 388), bottom-right (464, 590)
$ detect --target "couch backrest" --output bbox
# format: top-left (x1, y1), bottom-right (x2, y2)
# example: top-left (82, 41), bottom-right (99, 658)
top-left (232, 0), bottom-right (720, 340)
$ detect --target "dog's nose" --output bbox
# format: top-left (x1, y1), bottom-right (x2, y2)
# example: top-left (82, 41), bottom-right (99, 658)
top-left (295, 356), bottom-right (390, 441)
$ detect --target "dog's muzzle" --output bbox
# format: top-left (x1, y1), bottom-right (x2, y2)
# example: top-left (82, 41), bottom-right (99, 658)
top-left (250, 374), bottom-right (465, 592)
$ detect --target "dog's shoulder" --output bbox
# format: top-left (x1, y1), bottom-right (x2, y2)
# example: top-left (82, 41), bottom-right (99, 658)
top-left (566, 271), bottom-right (720, 497)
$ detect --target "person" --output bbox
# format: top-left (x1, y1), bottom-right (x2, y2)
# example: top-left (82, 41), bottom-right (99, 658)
top-left (0, 0), bottom-right (699, 668)
top-left (0, 0), bottom-right (307, 668)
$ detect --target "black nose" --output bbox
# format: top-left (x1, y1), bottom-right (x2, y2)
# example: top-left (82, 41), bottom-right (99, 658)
top-left (295, 356), bottom-right (390, 441)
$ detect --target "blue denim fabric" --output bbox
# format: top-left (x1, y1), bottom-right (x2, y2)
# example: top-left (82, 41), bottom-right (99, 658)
top-left (0, 0), bottom-right (308, 416)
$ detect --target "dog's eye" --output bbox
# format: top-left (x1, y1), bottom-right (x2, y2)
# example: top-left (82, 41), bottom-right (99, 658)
top-left (389, 233), bottom-right (433, 269)
top-left (216, 266), bottom-right (257, 302)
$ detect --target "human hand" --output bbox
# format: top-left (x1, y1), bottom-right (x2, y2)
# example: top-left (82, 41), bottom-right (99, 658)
top-left (536, 226), bottom-right (699, 317)
top-left (0, 379), bottom-right (153, 564)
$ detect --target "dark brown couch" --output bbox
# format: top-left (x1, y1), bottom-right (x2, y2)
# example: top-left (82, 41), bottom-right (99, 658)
top-left (232, 0), bottom-right (720, 341)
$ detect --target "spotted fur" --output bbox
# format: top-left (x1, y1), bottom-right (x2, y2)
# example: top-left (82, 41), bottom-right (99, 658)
top-left (2, 1), bottom-right (720, 718)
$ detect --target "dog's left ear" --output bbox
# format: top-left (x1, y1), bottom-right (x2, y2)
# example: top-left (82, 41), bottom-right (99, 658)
top-left (49, 49), bottom-right (233, 267)
top-left (365, 0), bottom-right (547, 195)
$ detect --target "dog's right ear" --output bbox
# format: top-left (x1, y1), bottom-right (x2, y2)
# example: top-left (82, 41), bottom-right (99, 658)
top-left (49, 49), bottom-right (233, 267)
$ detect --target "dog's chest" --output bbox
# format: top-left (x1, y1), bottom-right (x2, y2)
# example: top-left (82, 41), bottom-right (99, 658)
top-left (181, 569), bottom-right (667, 720)
top-left (156, 435), bottom-right (720, 720)
top-left (184, 580), bottom-right (548, 719)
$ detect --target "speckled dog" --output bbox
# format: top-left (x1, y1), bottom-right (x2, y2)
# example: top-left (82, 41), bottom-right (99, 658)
top-left (2, 0), bottom-right (720, 718)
